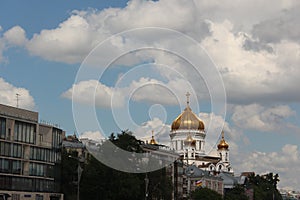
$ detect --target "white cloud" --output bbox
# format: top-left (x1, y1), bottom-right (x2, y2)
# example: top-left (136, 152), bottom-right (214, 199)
top-left (199, 112), bottom-right (244, 154)
top-left (134, 117), bottom-right (171, 146)
top-left (62, 77), bottom-right (197, 108)
top-left (26, 15), bottom-right (97, 63)
top-left (231, 104), bottom-right (297, 132)
top-left (61, 79), bottom-right (125, 108)
top-left (201, 20), bottom-right (300, 104)
top-left (0, 78), bottom-right (35, 110)
top-left (234, 144), bottom-right (300, 190)
top-left (80, 130), bottom-right (106, 142)
top-left (3, 26), bottom-right (27, 46)
top-left (0, 26), bottom-right (6, 62)
top-left (1, 0), bottom-right (299, 105)
top-left (252, 4), bottom-right (300, 43)
top-left (0, 38), bottom-right (5, 62)
top-left (23, 0), bottom-right (208, 64)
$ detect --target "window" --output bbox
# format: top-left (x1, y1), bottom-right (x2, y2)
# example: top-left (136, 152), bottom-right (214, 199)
top-left (12, 144), bottom-right (22, 158)
top-left (0, 118), bottom-right (6, 139)
top-left (29, 163), bottom-right (53, 178)
top-left (12, 161), bottom-right (21, 174)
top-left (0, 142), bottom-right (11, 156)
top-left (0, 158), bottom-right (10, 173)
top-left (14, 121), bottom-right (36, 144)
top-left (52, 128), bottom-right (62, 148)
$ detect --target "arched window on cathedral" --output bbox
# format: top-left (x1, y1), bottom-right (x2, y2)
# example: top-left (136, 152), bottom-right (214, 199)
top-left (225, 152), bottom-right (228, 161)
top-left (219, 165), bottom-right (222, 171)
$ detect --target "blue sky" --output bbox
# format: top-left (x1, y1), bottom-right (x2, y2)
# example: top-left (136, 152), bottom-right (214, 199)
top-left (1, 0), bottom-right (300, 191)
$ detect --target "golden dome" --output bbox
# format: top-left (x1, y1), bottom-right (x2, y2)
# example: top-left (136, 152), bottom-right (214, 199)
top-left (217, 131), bottom-right (229, 150)
top-left (149, 130), bottom-right (157, 145)
top-left (171, 93), bottom-right (205, 131)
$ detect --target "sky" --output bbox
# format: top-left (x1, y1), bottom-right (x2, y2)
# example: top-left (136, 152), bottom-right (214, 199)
top-left (0, 0), bottom-right (300, 191)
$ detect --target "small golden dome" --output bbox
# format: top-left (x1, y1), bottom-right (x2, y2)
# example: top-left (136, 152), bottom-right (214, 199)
top-left (149, 130), bottom-right (157, 145)
top-left (217, 131), bottom-right (229, 150)
top-left (171, 93), bottom-right (205, 131)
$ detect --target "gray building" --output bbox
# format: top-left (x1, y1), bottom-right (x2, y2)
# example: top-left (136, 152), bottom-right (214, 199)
top-left (0, 104), bottom-right (64, 200)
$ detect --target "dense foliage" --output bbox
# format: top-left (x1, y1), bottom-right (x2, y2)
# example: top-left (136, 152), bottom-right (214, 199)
top-left (191, 187), bottom-right (223, 200)
top-left (247, 173), bottom-right (282, 200)
top-left (224, 185), bottom-right (249, 200)
top-left (223, 172), bottom-right (283, 200)
top-left (61, 130), bottom-right (172, 200)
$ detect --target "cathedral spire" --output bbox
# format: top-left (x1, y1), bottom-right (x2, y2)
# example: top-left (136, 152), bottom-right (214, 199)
top-left (149, 130), bottom-right (157, 145)
top-left (217, 130), bottom-right (229, 150)
top-left (186, 92), bottom-right (190, 107)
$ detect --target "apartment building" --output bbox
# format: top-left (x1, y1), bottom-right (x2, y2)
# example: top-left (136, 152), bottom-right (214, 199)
top-left (0, 104), bottom-right (64, 200)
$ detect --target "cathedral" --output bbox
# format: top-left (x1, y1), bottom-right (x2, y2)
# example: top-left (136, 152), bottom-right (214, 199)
top-left (169, 93), bottom-right (233, 175)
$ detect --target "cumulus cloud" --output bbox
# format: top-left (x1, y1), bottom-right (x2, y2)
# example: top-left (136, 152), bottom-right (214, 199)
top-left (1, 0), bottom-right (299, 105)
top-left (0, 38), bottom-right (5, 62)
top-left (22, 0), bottom-right (209, 64)
top-left (234, 144), bottom-right (300, 190)
top-left (61, 79), bottom-right (125, 108)
top-left (62, 76), bottom-right (198, 108)
top-left (252, 4), bottom-right (300, 43)
top-left (80, 130), bottom-right (106, 142)
top-left (3, 26), bottom-right (27, 46)
top-left (231, 104), bottom-right (297, 132)
top-left (201, 20), bottom-right (300, 104)
top-left (134, 117), bottom-right (171, 146)
top-left (0, 26), bottom-right (6, 62)
top-left (199, 112), bottom-right (244, 154)
top-left (56, 4), bottom-right (300, 105)
top-left (0, 78), bottom-right (35, 110)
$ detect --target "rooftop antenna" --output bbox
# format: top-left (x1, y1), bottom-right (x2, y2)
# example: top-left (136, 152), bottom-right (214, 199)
top-left (16, 93), bottom-right (21, 108)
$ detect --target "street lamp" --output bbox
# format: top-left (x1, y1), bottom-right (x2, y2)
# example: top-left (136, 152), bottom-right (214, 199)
top-left (68, 155), bottom-right (84, 200)
top-left (145, 173), bottom-right (149, 200)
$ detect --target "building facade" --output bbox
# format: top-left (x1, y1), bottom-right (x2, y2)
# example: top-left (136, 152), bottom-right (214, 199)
top-left (0, 104), bottom-right (64, 200)
top-left (170, 93), bottom-right (233, 175)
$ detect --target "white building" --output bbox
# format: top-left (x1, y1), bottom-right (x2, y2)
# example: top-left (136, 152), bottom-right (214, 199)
top-left (169, 93), bottom-right (233, 175)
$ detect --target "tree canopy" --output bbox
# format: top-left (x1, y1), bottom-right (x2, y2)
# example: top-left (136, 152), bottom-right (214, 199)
top-left (62, 130), bottom-right (172, 200)
top-left (191, 187), bottom-right (223, 200)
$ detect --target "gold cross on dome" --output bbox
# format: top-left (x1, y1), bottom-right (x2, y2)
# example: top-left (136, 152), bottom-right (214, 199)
top-left (186, 92), bottom-right (190, 105)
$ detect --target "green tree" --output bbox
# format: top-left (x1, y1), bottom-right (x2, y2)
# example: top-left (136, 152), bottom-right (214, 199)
top-left (61, 148), bottom-right (80, 200)
top-left (191, 187), bottom-right (222, 200)
top-left (247, 173), bottom-right (283, 200)
top-left (79, 130), bottom-right (172, 200)
top-left (147, 168), bottom-right (173, 200)
top-left (224, 185), bottom-right (248, 200)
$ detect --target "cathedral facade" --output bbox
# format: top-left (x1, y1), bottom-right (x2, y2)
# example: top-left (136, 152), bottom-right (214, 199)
top-left (169, 93), bottom-right (233, 175)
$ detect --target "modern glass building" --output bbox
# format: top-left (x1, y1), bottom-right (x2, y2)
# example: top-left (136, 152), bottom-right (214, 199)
top-left (0, 104), bottom-right (64, 200)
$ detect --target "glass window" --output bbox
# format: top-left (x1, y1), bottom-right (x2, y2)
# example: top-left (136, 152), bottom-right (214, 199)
top-left (0, 142), bottom-right (4, 156)
top-left (14, 121), bottom-right (35, 144)
top-left (0, 118), bottom-right (6, 139)
top-left (0, 158), bottom-right (10, 173)
top-left (12, 160), bottom-right (21, 174)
